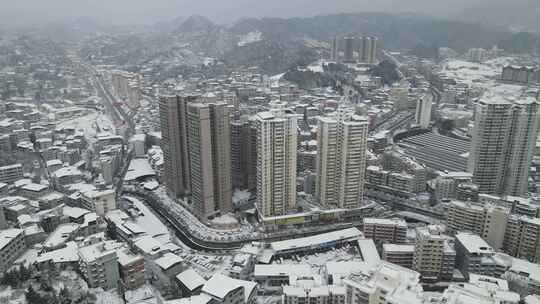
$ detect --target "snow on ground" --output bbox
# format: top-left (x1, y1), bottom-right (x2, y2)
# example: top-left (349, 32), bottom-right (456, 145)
top-left (256, 296), bottom-right (282, 304)
top-left (0, 286), bottom-right (25, 304)
top-left (233, 189), bottom-right (251, 205)
top-left (56, 110), bottom-right (115, 144)
top-left (203, 57), bottom-right (217, 66)
top-left (93, 288), bottom-right (124, 304)
top-left (14, 248), bottom-right (39, 267)
top-left (269, 73), bottom-right (285, 87)
top-left (238, 31), bottom-right (263, 46)
top-left (271, 244), bottom-right (362, 274)
top-left (441, 59), bottom-right (500, 85)
top-left (210, 213), bottom-right (239, 225)
top-left (54, 270), bottom-right (90, 293)
top-left (179, 252), bottom-right (233, 279)
top-left (440, 57), bottom-right (527, 101)
top-left (153, 186), bottom-right (257, 240)
top-left (306, 60), bottom-right (325, 73)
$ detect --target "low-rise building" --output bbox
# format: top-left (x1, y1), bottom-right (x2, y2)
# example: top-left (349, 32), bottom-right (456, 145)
top-left (78, 241), bottom-right (121, 290)
top-left (229, 253), bottom-right (255, 280)
top-left (81, 189), bottom-right (117, 216)
top-left (19, 183), bottom-right (50, 200)
top-left (0, 164), bottom-right (23, 184)
top-left (382, 244), bottom-right (415, 269)
top-left (363, 218), bottom-right (407, 244)
top-left (202, 274), bottom-right (257, 304)
top-left (176, 268), bottom-right (206, 297)
top-left (343, 261), bottom-right (424, 304)
top-left (254, 264), bottom-right (312, 293)
top-left (117, 247), bottom-right (145, 290)
top-left (455, 233), bottom-right (496, 279)
top-left (283, 275), bottom-right (345, 304)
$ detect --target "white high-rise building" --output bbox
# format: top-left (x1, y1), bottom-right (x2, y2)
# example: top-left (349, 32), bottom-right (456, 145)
top-left (316, 111), bottom-right (368, 209)
top-left (254, 103), bottom-right (299, 218)
top-left (414, 93), bottom-right (433, 128)
top-left (468, 98), bottom-right (540, 196)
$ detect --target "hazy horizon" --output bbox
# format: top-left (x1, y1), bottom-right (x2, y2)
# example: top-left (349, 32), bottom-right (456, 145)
top-left (0, 0), bottom-right (492, 28)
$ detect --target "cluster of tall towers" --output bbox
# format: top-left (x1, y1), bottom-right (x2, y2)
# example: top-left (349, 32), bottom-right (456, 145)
top-left (468, 97), bottom-right (540, 196)
top-left (331, 35), bottom-right (378, 64)
top-left (160, 95), bottom-right (232, 219)
top-left (160, 96), bottom-right (370, 220)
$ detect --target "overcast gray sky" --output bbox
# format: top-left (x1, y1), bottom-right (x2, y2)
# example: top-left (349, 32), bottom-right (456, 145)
top-left (0, 0), bottom-right (488, 27)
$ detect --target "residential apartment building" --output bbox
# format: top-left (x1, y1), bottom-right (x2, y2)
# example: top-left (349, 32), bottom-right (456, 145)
top-left (455, 233), bottom-right (496, 279)
top-left (363, 218), bottom-right (407, 244)
top-left (468, 98), bottom-right (540, 196)
top-left (343, 261), bottom-right (423, 304)
top-left (0, 228), bottom-right (26, 273)
top-left (187, 102), bottom-right (233, 218)
top-left (231, 117), bottom-right (257, 190)
top-left (117, 248), bottom-right (145, 290)
top-left (413, 225), bottom-right (455, 282)
top-left (433, 172), bottom-right (472, 201)
top-left (254, 104), bottom-right (299, 218)
top-left (358, 36), bottom-right (378, 65)
top-left (414, 93), bottom-right (433, 128)
top-left (283, 275), bottom-right (345, 304)
top-left (447, 200), bottom-right (510, 251)
top-left (503, 215), bottom-right (540, 262)
top-left (78, 241), bottom-right (120, 290)
top-left (316, 111), bottom-right (368, 209)
top-left (0, 163), bottom-right (23, 184)
top-left (382, 244), bottom-right (415, 269)
top-left (159, 95), bottom-right (192, 198)
top-left (81, 189), bottom-right (117, 217)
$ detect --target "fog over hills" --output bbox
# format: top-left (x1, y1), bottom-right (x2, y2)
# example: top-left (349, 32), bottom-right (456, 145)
top-left (1, 0), bottom-right (538, 32)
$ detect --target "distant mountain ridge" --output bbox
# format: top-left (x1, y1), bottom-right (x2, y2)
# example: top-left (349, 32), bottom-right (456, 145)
top-left (453, 0), bottom-right (540, 33)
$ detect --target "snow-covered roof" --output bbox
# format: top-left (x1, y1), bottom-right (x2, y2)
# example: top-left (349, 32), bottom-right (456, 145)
top-left (0, 229), bottom-right (23, 250)
top-left (364, 217), bottom-right (407, 227)
top-left (82, 189), bottom-right (115, 199)
top-left (202, 274), bottom-right (257, 302)
top-left (357, 239), bottom-right (381, 266)
top-left (78, 240), bottom-right (121, 263)
top-left (134, 235), bottom-right (167, 256)
top-left (325, 261), bottom-right (371, 276)
top-left (63, 206), bottom-right (91, 219)
top-left (164, 294), bottom-right (212, 304)
top-left (176, 268), bottom-right (206, 291)
top-left (0, 163), bottom-right (22, 170)
top-left (525, 295), bottom-right (540, 304)
top-left (456, 233), bottom-right (494, 254)
top-left (382, 244), bottom-right (415, 253)
top-left (154, 252), bottom-right (184, 270)
top-left (36, 241), bottom-right (79, 264)
top-left (124, 158), bottom-right (156, 181)
top-left (21, 183), bottom-right (48, 192)
top-left (509, 257), bottom-right (540, 282)
top-left (116, 247), bottom-right (143, 266)
top-left (39, 191), bottom-right (65, 201)
top-left (270, 228), bottom-right (362, 252)
top-left (254, 264), bottom-right (312, 277)
top-left (46, 159), bottom-right (63, 167)
top-left (54, 166), bottom-right (82, 178)
top-left (44, 223), bottom-right (79, 249)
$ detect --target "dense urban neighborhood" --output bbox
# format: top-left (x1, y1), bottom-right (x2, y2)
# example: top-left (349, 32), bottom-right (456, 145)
top-left (1, 5), bottom-right (540, 304)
